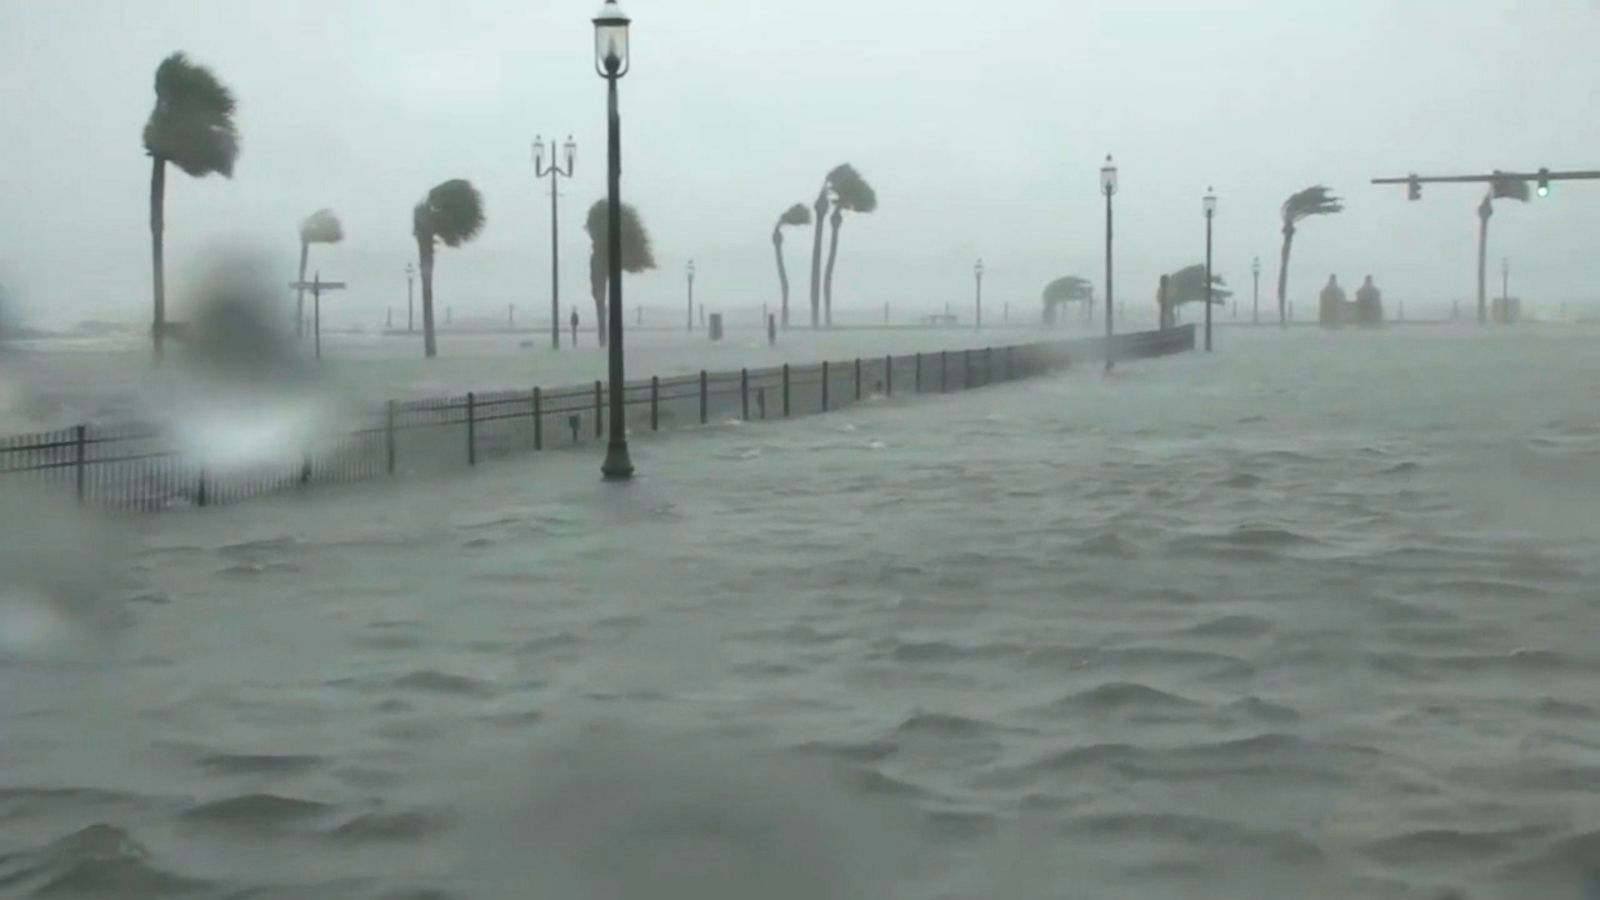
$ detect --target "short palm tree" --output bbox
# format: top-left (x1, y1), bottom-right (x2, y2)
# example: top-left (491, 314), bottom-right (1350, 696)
top-left (772, 203), bottom-right (811, 329)
top-left (822, 164), bottom-right (877, 327)
top-left (1165, 263), bottom-right (1233, 307)
top-left (1276, 186), bottom-right (1343, 328)
top-left (1476, 172), bottom-right (1529, 324)
top-left (143, 52), bottom-right (240, 359)
top-left (295, 209), bottom-right (343, 338)
top-left (585, 200), bottom-right (656, 346)
top-left (412, 179), bottom-right (485, 358)
top-left (1041, 275), bottom-right (1094, 326)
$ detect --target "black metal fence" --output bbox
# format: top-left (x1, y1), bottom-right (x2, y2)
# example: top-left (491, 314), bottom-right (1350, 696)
top-left (0, 326), bottom-right (1194, 511)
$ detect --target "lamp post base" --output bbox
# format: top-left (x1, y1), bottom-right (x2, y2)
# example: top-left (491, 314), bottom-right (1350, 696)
top-left (601, 442), bottom-right (634, 481)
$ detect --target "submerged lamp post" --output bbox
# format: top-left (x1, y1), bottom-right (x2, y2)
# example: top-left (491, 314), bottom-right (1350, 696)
top-left (1203, 186), bottom-right (1217, 352)
top-left (533, 133), bottom-right (577, 350)
top-left (596, 0), bottom-right (633, 481)
top-left (1100, 154), bottom-right (1118, 370)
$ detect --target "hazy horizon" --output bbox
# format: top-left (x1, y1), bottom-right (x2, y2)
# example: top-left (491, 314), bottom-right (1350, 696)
top-left (3, 0), bottom-right (1598, 330)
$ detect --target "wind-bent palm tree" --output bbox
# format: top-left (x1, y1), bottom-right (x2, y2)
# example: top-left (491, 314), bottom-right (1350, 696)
top-left (295, 209), bottom-right (343, 339)
top-left (822, 164), bottom-right (877, 327)
top-left (143, 52), bottom-right (240, 359)
top-left (1276, 186), bottom-right (1343, 328)
top-left (1041, 275), bottom-right (1094, 326)
top-left (585, 200), bottom-right (656, 346)
top-left (772, 204), bottom-right (811, 329)
top-left (1476, 172), bottom-right (1529, 325)
top-left (1165, 264), bottom-right (1233, 307)
top-left (412, 179), bottom-right (485, 359)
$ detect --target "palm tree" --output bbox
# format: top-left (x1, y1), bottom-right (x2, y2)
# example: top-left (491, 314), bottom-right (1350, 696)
top-left (1165, 263), bottom-right (1233, 307)
top-left (143, 52), bottom-right (240, 359)
top-left (772, 203), bottom-right (811, 329)
top-left (1476, 172), bottom-right (1530, 325)
top-left (822, 164), bottom-right (877, 327)
top-left (1041, 275), bottom-right (1094, 326)
top-left (1276, 186), bottom-right (1343, 328)
top-left (585, 200), bottom-right (656, 346)
top-left (295, 209), bottom-right (343, 339)
top-left (412, 179), bottom-right (485, 358)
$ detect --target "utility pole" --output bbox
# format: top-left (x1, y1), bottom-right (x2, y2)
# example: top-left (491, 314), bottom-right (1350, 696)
top-left (533, 134), bottom-right (577, 350)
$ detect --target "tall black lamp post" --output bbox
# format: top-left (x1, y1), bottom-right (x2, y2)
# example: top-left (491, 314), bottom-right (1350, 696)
top-left (405, 262), bottom-right (415, 333)
top-left (596, 0), bottom-right (633, 481)
top-left (686, 259), bottom-right (696, 331)
top-left (974, 258), bottom-right (984, 329)
top-left (1251, 256), bottom-right (1261, 325)
top-left (1100, 154), bottom-right (1118, 370)
top-left (533, 134), bottom-right (576, 350)
top-left (1204, 186), bottom-right (1217, 352)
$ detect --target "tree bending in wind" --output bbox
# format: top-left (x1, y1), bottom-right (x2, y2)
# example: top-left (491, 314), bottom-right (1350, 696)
top-left (295, 209), bottom-right (343, 339)
top-left (772, 204), bottom-right (811, 329)
top-left (585, 200), bottom-right (656, 347)
top-left (1276, 186), bottom-right (1343, 328)
top-left (821, 164), bottom-right (877, 328)
top-left (1041, 276), bottom-right (1094, 326)
top-left (143, 52), bottom-right (239, 359)
top-left (412, 179), bottom-right (485, 359)
top-left (1165, 264), bottom-right (1233, 307)
top-left (1476, 172), bottom-right (1529, 325)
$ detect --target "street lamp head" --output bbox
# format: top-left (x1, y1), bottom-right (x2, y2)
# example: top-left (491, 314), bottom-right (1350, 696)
top-left (687, 259), bottom-right (695, 277)
top-left (1203, 186), bottom-right (1217, 217)
top-left (405, 262), bottom-right (414, 277)
top-left (1252, 256), bottom-right (1261, 276)
top-left (1100, 154), bottom-right (1118, 196)
top-left (975, 258), bottom-right (984, 277)
top-left (564, 134), bottom-right (577, 169)
top-left (532, 136), bottom-right (544, 169)
top-left (593, 0), bottom-right (631, 78)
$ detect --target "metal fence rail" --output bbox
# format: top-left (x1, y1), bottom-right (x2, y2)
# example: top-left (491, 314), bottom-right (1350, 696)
top-left (0, 326), bottom-right (1194, 511)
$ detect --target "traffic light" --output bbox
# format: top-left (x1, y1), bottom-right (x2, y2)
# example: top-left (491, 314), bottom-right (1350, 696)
top-left (1407, 175), bottom-right (1421, 201)
top-left (1536, 167), bottom-right (1550, 197)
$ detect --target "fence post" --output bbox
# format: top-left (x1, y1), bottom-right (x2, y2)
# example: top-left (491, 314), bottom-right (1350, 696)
top-left (940, 351), bottom-right (948, 393)
top-left (699, 370), bottom-right (708, 424)
top-left (740, 368), bottom-right (749, 420)
top-left (964, 350), bottom-right (972, 389)
top-left (466, 392), bottom-right (478, 466)
top-left (197, 468), bottom-right (209, 508)
top-left (886, 355), bottom-right (893, 395)
top-left (854, 358), bottom-right (862, 401)
top-left (1005, 346), bottom-right (1013, 380)
top-left (385, 401), bottom-right (397, 474)
top-left (301, 452), bottom-right (312, 484)
top-left (73, 424), bottom-right (87, 505)
top-left (782, 364), bottom-right (791, 417)
top-left (594, 381), bottom-right (604, 438)
top-left (822, 361), bottom-right (830, 411)
top-left (986, 347), bottom-right (993, 386)
top-left (650, 376), bottom-right (660, 431)
top-left (533, 387), bottom-right (543, 450)
top-left (915, 353), bottom-right (922, 393)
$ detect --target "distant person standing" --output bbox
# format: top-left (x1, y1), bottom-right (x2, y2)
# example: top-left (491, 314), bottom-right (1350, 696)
top-left (569, 309), bottom-right (579, 345)
top-left (1319, 275), bottom-right (1347, 328)
top-left (1355, 275), bottom-right (1384, 326)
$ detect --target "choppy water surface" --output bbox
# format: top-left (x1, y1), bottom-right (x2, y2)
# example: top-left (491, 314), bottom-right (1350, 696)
top-left (3, 326), bottom-right (1599, 899)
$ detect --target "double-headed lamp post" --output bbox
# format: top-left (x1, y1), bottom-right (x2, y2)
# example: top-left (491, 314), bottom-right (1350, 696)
top-left (595, 0), bottom-right (633, 481)
top-left (686, 259), bottom-right (696, 331)
top-left (533, 133), bottom-right (576, 350)
top-left (1100, 154), bottom-right (1118, 371)
top-left (1251, 256), bottom-right (1261, 325)
top-left (1203, 186), bottom-right (1217, 352)
top-left (974, 258), bottom-right (985, 329)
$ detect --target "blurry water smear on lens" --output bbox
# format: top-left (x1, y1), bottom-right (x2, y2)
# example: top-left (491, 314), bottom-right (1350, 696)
top-left (0, 485), bottom-right (133, 659)
top-left (161, 250), bottom-right (346, 476)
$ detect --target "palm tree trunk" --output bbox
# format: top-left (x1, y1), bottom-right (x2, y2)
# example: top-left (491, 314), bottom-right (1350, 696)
top-left (295, 241), bottom-right (310, 340)
top-left (773, 227), bottom-right (789, 329)
top-left (1477, 201), bottom-right (1490, 325)
top-left (1276, 226), bottom-right (1295, 328)
top-left (150, 156), bottom-right (167, 360)
top-left (808, 186), bottom-right (828, 328)
top-left (823, 206), bottom-right (844, 327)
top-left (418, 238), bottom-right (437, 358)
top-left (590, 252), bottom-right (607, 346)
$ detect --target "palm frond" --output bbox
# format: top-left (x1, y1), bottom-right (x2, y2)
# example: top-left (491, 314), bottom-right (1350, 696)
top-left (1166, 264), bottom-right (1232, 305)
top-left (778, 203), bottom-right (812, 228)
top-left (415, 179), bottom-right (485, 247)
top-left (586, 200), bottom-right (657, 272)
top-left (143, 52), bottom-right (240, 178)
top-left (1280, 185), bottom-right (1343, 227)
top-left (1042, 276), bottom-right (1094, 304)
top-left (299, 208), bottom-right (343, 245)
top-left (828, 164), bottom-right (878, 213)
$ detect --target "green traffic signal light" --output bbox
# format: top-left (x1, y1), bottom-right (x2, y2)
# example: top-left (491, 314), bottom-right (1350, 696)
top-left (1537, 167), bottom-right (1550, 197)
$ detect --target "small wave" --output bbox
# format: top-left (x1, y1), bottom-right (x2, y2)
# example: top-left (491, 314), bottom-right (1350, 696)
top-left (894, 711), bottom-right (994, 738)
top-left (1383, 460), bottom-right (1422, 474)
top-left (2, 823), bottom-right (211, 899)
top-left (885, 639), bottom-right (1022, 663)
top-left (1043, 682), bottom-right (1202, 715)
top-left (196, 752), bottom-right (325, 777)
top-left (1075, 532), bottom-right (1139, 558)
top-left (1227, 696), bottom-right (1302, 724)
top-left (389, 669), bottom-right (500, 697)
top-left (1361, 825), bottom-right (1552, 866)
top-left (216, 561), bottom-right (300, 578)
top-left (328, 807), bottom-right (453, 844)
top-left (1535, 698), bottom-right (1599, 720)
top-left (1062, 811), bottom-right (1322, 863)
top-left (1179, 614), bottom-right (1274, 639)
top-left (1222, 472), bottom-right (1265, 488)
top-left (181, 793), bottom-right (331, 828)
top-left (790, 738), bottom-right (897, 764)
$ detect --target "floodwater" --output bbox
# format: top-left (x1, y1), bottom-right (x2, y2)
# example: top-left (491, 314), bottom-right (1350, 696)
top-left (2, 324), bottom-right (1599, 899)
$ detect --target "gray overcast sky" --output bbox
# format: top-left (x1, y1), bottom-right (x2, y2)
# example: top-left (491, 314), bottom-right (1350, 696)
top-left (2, 0), bottom-right (1598, 328)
